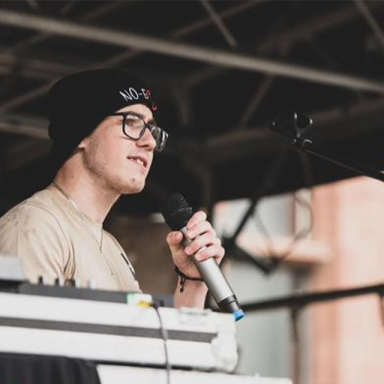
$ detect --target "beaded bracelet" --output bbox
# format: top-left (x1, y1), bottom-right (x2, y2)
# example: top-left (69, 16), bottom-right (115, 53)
top-left (174, 266), bottom-right (204, 293)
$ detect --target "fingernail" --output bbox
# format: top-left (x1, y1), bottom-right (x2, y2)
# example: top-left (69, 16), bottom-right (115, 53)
top-left (188, 231), bottom-right (195, 238)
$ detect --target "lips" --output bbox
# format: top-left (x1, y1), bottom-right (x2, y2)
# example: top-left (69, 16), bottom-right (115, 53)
top-left (127, 155), bottom-right (148, 168)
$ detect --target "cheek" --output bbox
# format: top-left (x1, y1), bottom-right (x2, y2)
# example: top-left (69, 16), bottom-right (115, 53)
top-left (102, 137), bottom-right (127, 166)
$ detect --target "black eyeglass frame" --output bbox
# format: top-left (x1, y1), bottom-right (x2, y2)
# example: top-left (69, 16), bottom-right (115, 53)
top-left (108, 112), bottom-right (168, 152)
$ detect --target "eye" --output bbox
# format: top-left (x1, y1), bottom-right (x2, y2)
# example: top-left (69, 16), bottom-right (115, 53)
top-left (125, 116), bottom-right (141, 127)
top-left (125, 118), bottom-right (135, 126)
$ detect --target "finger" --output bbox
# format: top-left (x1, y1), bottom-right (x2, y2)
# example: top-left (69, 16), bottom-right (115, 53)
top-left (167, 231), bottom-right (183, 247)
top-left (184, 233), bottom-right (221, 255)
top-left (195, 244), bottom-right (225, 262)
top-left (186, 211), bottom-right (207, 229)
top-left (187, 221), bottom-right (216, 239)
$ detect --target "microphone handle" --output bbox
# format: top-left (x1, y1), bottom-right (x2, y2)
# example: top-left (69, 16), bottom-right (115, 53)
top-left (180, 227), bottom-right (237, 309)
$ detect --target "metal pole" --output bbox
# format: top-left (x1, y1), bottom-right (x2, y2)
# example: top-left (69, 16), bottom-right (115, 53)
top-left (200, 0), bottom-right (238, 48)
top-left (13, 2), bottom-right (126, 52)
top-left (0, 1), bottom-right (264, 111)
top-left (0, 10), bottom-right (384, 93)
top-left (183, 2), bottom-right (384, 90)
top-left (354, 0), bottom-right (384, 55)
top-left (290, 308), bottom-right (302, 384)
top-left (265, 1), bottom-right (384, 51)
top-left (0, 114), bottom-right (48, 139)
top-left (240, 283), bottom-right (384, 312)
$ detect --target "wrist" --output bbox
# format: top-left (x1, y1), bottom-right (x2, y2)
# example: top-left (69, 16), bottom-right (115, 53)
top-left (174, 265), bottom-right (203, 281)
top-left (174, 279), bottom-right (208, 309)
top-left (177, 276), bottom-right (207, 294)
top-left (174, 265), bottom-right (204, 293)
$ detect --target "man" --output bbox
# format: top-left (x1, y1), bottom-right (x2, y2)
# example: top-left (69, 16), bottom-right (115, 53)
top-left (0, 69), bottom-right (224, 308)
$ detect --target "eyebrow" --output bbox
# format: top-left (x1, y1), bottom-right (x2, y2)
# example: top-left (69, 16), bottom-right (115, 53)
top-left (129, 112), bottom-right (156, 126)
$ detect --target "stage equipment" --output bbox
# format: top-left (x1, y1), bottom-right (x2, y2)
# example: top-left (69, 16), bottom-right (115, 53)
top-left (0, 276), bottom-right (291, 384)
top-left (97, 365), bottom-right (293, 384)
top-left (0, 286), bottom-right (237, 372)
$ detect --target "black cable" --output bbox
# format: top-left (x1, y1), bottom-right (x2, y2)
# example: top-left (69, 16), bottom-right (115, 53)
top-left (152, 300), bottom-right (171, 384)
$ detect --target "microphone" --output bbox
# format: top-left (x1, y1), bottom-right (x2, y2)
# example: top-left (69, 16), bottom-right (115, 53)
top-left (160, 192), bottom-right (245, 321)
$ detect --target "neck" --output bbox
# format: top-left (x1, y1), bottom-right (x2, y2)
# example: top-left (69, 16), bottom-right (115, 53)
top-left (49, 164), bottom-right (120, 224)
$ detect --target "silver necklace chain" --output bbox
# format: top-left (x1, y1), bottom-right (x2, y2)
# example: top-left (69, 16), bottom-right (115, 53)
top-left (50, 182), bottom-right (114, 276)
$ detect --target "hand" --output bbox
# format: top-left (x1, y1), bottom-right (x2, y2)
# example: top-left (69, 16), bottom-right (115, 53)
top-left (166, 211), bottom-right (225, 279)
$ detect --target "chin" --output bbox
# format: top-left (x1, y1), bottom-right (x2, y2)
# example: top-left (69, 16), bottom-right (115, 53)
top-left (118, 177), bottom-right (146, 195)
top-left (123, 186), bottom-right (144, 195)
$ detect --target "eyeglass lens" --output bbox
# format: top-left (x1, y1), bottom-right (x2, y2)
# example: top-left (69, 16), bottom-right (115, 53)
top-left (124, 115), bottom-right (145, 139)
top-left (123, 114), bottom-right (168, 151)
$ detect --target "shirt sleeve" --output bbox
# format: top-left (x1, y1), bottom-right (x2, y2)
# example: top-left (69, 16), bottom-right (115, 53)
top-left (0, 203), bottom-right (70, 284)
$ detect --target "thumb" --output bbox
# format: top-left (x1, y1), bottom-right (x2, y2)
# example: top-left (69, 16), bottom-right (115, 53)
top-left (166, 231), bottom-right (183, 248)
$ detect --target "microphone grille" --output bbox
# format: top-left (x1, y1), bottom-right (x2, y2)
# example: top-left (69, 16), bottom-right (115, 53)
top-left (160, 192), bottom-right (193, 231)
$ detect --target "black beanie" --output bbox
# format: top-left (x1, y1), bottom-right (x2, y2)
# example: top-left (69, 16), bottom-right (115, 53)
top-left (47, 69), bottom-right (158, 170)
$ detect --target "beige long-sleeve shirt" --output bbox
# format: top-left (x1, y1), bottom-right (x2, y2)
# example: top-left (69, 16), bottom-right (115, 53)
top-left (0, 189), bottom-right (140, 292)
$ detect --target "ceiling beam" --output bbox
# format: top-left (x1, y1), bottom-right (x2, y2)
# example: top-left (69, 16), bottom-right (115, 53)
top-left (173, 1), bottom-right (264, 38)
top-left (354, 0), bottom-right (384, 55)
top-left (0, 10), bottom-right (384, 94)
top-left (0, 52), bottom-right (78, 78)
top-left (13, 1), bottom-right (127, 53)
top-left (0, 1), bottom-right (263, 112)
top-left (266, 1), bottom-right (384, 51)
top-left (183, 2), bottom-right (384, 90)
top-left (0, 114), bottom-right (48, 139)
top-left (200, 0), bottom-right (238, 48)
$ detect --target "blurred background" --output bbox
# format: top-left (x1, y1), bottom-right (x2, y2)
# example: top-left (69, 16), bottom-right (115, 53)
top-left (1, 1), bottom-right (384, 383)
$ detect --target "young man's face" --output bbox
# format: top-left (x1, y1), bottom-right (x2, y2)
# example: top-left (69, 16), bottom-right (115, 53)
top-left (80, 103), bottom-right (157, 194)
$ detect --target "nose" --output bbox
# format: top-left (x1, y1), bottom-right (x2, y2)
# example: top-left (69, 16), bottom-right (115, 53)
top-left (137, 127), bottom-right (156, 151)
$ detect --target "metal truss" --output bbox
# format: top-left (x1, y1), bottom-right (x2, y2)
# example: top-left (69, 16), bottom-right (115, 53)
top-left (0, 9), bottom-right (383, 95)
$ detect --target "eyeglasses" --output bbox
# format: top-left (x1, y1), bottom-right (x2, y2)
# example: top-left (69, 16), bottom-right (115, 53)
top-left (108, 112), bottom-right (168, 152)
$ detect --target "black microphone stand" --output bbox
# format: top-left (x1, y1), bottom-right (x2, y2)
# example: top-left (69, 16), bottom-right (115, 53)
top-left (269, 111), bottom-right (384, 183)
